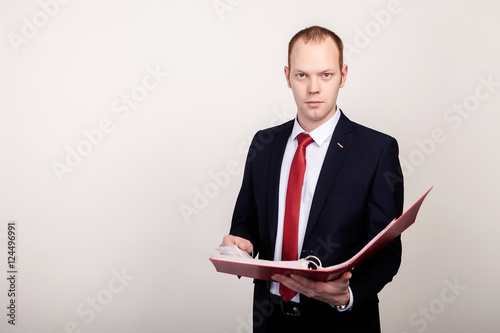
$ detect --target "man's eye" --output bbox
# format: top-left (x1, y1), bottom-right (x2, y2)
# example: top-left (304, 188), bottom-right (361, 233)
top-left (297, 73), bottom-right (305, 78)
top-left (323, 73), bottom-right (331, 78)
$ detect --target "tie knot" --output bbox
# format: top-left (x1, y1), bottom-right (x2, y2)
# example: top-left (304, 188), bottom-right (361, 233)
top-left (296, 133), bottom-right (314, 147)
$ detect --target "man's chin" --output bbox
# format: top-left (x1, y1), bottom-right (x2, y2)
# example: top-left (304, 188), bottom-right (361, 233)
top-left (308, 109), bottom-right (335, 121)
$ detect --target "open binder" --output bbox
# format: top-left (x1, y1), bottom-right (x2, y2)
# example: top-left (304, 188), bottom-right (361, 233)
top-left (210, 187), bottom-right (432, 282)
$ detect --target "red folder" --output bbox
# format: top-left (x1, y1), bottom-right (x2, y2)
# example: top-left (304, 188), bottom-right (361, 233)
top-left (210, 187), bottom-right (432, 282)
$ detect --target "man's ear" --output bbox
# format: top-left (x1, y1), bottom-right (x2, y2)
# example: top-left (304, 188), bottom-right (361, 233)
top-left (284, 66), bottom-right (292, 88)
top-left (339, 64), bottom-right (348, 88)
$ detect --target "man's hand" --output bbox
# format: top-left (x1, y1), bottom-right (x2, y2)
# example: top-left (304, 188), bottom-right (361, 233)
top-left (220, 235), bottom-right (254, 254)
top-left (272, 271), bottom-right (351, 306)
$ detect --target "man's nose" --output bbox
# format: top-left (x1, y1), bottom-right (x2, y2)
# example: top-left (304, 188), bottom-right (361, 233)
top-left (309, 77), bottom-right (320, 94)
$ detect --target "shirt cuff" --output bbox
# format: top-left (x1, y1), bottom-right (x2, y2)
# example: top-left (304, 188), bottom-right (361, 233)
top-left (332, 287), bottom-right (354, 312)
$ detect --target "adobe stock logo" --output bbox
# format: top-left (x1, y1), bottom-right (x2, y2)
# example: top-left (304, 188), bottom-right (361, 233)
top-left (7, 0), bottom-right (73, 54)
top-left (385, 74), bottom-right (498, 190)
top-left (401, 278), bottom-right (467, 333)
top-left (402, 74), bottom-right (498, 178)
top-left (52, 65), bottom-right (168, 182)
top-left (178, 105), bottom-right (295, 224)
top-left (213, 0), bottom-right (244, 21)
top-left (49, 268), bottom-right (135, 333)
top-left (344, 0), bottom-right (403, 63)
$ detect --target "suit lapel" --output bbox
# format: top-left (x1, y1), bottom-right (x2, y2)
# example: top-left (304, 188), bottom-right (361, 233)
top-left (304, 112), bottom-right (354, 245)
top-left (267, 121), bottom-right (293, 254)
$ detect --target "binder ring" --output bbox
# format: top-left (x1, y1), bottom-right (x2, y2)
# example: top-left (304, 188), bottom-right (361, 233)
top-left (304, 255), bottom-right (322, 270)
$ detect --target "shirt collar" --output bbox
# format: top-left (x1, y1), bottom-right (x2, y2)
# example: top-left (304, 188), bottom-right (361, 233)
top-left (291, 106), bottom-right (341, 146)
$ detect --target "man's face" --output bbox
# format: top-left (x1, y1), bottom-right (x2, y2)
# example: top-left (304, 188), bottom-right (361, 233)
top-left (285, 37), bottom-right (348, 132)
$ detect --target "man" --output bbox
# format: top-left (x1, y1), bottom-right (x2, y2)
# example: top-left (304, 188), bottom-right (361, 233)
top-left (220, 25), bottom-right (404, 332)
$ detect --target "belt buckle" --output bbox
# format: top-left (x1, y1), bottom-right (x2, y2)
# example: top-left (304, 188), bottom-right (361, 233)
top-left (281, 300), bottom-right (301, 317)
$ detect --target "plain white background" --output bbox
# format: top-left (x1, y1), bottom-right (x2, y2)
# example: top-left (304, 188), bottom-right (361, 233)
top-left (1, 0), bottom-right (499, 332)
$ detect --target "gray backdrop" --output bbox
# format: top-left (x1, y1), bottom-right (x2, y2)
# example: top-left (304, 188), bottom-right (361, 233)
top-left (1, 0), bottom-right (499, 332)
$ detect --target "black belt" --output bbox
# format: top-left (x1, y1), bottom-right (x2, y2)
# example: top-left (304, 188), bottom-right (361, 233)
top-left (269, 293), bottom-right (301, 317)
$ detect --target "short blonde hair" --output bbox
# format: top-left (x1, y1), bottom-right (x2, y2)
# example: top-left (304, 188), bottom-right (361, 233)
top-left (288, 25), bottom-right (344, 70)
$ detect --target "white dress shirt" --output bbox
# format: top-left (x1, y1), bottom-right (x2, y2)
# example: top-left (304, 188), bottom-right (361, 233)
top-left (270, 107), bottom-right (353, 311)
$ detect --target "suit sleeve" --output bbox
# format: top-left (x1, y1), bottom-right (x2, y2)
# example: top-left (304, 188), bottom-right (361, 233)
top-left (228, 132), bottom-right (261, 252)
top-left (349, 136), bottom-right (404, 308)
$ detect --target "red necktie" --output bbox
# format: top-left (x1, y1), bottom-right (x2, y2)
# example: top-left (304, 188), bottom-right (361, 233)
top-left (280, 133), bottom-right (314, 302)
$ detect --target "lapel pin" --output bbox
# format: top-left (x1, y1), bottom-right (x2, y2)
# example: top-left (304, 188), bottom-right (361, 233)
top-left (337, 142), bottom-right (344, 148)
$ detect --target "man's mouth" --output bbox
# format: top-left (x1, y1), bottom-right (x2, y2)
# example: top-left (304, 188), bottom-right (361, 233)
top-left (306, 101), bottom-right (323, 107)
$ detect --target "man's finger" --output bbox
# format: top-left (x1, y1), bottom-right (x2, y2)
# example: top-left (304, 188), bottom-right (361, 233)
top-left (273, 274), bottom-right (309, 294)
top-left (235, 239), bottom-right (253, 253)
top-left (219, 235), bottom-right (236, 247)
top-left (289, 274), bottom-right (315, 287)
top-left (220, 235), bottom-right (254, 254)
top-left (338, 270), bottom-right (352, 282)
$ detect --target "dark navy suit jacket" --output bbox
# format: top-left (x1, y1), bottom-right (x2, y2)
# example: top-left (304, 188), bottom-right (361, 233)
top-left (229, 111), bottom-right (404, 332)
